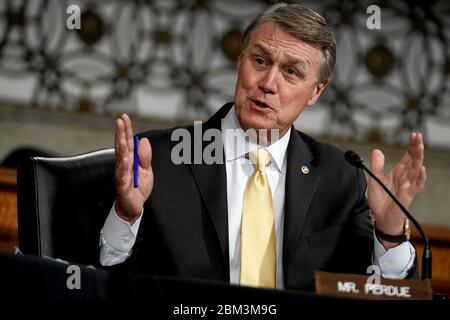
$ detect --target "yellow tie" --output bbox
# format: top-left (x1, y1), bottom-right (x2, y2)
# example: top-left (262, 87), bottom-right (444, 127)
top-left (240, 149), bottom-right (276, 288)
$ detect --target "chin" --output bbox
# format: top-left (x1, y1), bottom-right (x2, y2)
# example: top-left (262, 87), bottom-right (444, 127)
top-left (238, 107), bottom-right (272, 129)
top-left (241, 116), bottom-right (275, 132)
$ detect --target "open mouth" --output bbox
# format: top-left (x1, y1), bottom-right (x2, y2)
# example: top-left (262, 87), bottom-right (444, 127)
top-left (251, 99), bottom-right (272, 110)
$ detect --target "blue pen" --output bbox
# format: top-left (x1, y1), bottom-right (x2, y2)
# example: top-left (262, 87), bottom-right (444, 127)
top-left (133, 135), bottom-right (139, 188)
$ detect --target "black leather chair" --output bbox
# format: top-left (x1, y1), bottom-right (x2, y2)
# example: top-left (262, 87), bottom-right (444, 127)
top-left (17, 149), bottom-right (116, 266)
top-left (1, 146), bottom-right (61, 168)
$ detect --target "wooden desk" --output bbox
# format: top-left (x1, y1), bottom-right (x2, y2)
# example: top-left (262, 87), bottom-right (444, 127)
top-left (0, 166), bottom-right (18, 251)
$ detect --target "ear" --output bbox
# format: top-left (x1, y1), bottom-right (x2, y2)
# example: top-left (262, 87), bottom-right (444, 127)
top-left (306, 79), bottom-right (329, 106)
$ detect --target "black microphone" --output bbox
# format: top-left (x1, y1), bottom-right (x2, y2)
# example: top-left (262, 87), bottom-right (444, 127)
top-left (344, 150), bottom-right (432, 281)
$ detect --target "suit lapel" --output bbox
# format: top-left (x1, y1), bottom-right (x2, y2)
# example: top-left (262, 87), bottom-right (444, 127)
top-left (187, 105), bottom-right (321, 281)
top-left (188, 103), bottom-right (233, 273)
top-left (283, 129), bottom-right (321, 275)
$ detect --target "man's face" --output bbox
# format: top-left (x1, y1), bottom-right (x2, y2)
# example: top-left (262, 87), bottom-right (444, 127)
top-left (234, 22), bottom-right (328, 139)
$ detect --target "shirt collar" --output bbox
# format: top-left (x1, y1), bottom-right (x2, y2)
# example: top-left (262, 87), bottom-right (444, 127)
top-left (221, 106), bottom-right (291, 173)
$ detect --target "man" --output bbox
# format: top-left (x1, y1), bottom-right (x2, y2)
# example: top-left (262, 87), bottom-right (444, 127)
top-left (99, 3), bottom-right (426, 291)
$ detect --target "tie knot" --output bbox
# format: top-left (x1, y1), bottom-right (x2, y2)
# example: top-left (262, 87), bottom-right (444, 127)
top-left (249, 149), bottom-right (271, 172)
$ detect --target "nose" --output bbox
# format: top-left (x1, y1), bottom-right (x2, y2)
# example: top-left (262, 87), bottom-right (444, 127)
top-left (258, 67), bottom-right (278, 94)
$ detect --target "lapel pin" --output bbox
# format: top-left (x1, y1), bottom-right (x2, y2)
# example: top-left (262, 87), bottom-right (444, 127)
top-left (301, 165), bottom-right (309, 174)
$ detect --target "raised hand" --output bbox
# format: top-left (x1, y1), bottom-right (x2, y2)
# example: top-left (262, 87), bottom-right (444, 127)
top-left (368, 132), bottom-right (427, 246)
top-left (114, 114), bottom-right (153, 224)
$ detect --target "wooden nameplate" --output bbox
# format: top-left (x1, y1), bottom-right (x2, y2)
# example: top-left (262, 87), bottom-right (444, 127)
top-left (315, 271), bottom-right (432, 300)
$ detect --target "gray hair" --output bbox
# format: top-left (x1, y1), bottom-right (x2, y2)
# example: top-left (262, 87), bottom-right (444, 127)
top-left (240, 3), bottom-right (336, 83)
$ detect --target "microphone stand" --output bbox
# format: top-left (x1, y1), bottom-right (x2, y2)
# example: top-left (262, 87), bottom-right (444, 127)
top-left (344, 150), bottom-right (432, 281)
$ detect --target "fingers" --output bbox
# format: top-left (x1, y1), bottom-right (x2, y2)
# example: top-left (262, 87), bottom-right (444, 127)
top-left (370, 149), bottom-right (385, 178)
top-left (138, 137), bottom-right (152, 170)
top-left (393, 132), bottom-right (426, 192)
top-left (114, 113), bottom-right (134, 152)
top-left (411, 132), bottom-right (424, 170)
top-left (399, 131), bottom-right (424, 168)
top-left (114, 118), bottom-right (129, 188)
top-left (115, 117), bottom-right (128, 161)
top-left (122, 114), bottom-right (134, 153)
top-left (115, 115), bottom-right (135, 192)
top-left (114, 114), bottom-right (135, 166)
top-left (403, 132), bottom-right (424, 180)
top-left (412, 133), bottom-right (427, 189)
top-left (416, 166), bottom-right (427, 190)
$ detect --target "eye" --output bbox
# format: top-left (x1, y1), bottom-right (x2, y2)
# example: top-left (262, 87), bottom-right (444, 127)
top-left (286, 67), bottom-right (298, 76)
top-left (255, 57), bottom-right (265, 65)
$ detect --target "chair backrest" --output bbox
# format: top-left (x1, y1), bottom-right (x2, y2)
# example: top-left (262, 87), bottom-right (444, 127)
top-left (17, 149), bottom-right (115, 266)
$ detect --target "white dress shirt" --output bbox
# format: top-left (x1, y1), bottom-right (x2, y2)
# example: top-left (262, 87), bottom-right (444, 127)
top-left (100, 106), bottom-right (416, 285)
top-left (222, 108), bottom-right (290, 289)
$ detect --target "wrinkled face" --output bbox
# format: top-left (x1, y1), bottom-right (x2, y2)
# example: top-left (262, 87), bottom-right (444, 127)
top-left (234, 22), bottom-right (328, 139)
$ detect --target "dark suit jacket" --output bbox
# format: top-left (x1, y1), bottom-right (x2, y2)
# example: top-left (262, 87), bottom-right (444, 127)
top-left (113, 102), bottom-right (378, 291)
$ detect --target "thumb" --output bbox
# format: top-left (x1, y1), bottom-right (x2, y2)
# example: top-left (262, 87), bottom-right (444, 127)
top-left (138, 137), bottom-right (152, 170)
top-left (370, 149), bottom-right (385, 178)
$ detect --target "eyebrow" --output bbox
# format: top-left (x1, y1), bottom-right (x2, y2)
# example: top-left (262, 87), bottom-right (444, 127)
top-left (253, 43), bottom-right (309, 69)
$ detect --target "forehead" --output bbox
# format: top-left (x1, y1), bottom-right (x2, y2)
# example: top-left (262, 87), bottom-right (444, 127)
top-left (247, 22), bottom-right (321, 67)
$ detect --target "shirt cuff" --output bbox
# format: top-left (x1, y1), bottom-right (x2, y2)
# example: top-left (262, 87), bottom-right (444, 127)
top-left (100, 203), bottom-right (143, 252)
top-left (373, 232), bottom-right (416, 279)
